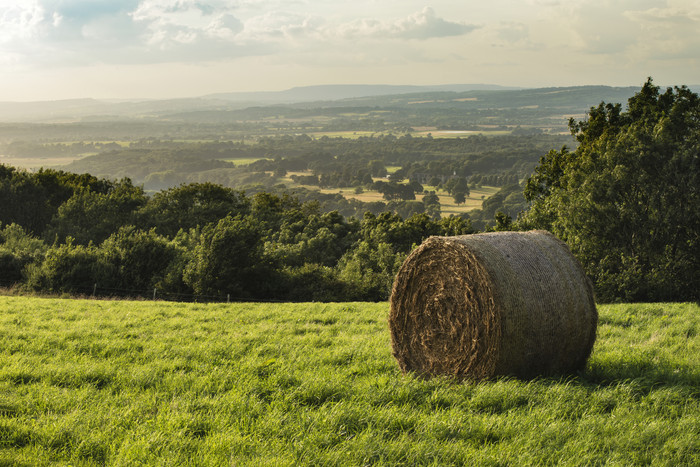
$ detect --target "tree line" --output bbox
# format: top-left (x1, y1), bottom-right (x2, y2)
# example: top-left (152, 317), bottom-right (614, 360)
top-left (0, 170), bottom-right (475, 301)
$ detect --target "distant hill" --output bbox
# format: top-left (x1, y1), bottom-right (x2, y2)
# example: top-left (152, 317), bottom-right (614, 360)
top-left (163, 85), bottom-right (643, 133)
top-left (0, 83), bottom-right (696, 123)
top-left (301, 85), bottom-right (641, 109)
top-left (0, 84), bottom-right (523, 122)
top-left (204, 84), bottom-right (523, 103)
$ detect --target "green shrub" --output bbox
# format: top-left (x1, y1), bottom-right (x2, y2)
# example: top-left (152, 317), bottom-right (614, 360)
top-left (100, 226), bottom-right (185, 292)
top-left (0, 223), bottom-right (47, 286)
top-left (183, 215), bottom-right (267, 298)
top-left (25, 240), bottom-right (113, 294)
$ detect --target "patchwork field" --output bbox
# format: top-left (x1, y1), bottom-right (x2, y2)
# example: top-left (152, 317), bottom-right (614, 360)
top-left (321, 186), bottom-right (500, 215)
top-left (0, 297), bottom-right (698, 465)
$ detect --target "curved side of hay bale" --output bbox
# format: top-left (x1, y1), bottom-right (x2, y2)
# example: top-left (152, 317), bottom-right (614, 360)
top-left (389, 230), bottom-right (597, 380)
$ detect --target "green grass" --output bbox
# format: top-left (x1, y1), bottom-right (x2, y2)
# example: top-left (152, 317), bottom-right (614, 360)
top-left (0, 298), bottom-right (698, 465)
top-left (220, 157), bottom-right (272, 166)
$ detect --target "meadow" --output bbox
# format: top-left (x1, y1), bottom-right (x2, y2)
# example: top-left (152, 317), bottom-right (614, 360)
top-left (0, 297), bottom-right (698, 465)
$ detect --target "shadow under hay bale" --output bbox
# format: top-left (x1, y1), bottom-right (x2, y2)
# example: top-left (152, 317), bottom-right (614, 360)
top-left (389, 230), bottom-right (597, 380)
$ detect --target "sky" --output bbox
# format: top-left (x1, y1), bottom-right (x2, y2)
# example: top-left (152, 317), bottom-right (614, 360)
top-left (0, 0), bottom-right (698, 101)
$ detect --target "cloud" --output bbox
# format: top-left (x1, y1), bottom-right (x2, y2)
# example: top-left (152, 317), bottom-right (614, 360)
top-left (38, 0), bottom-right (142, 40)
top-left (0, 1), bottom-right (147, 65)
top-left (0, 2), bottom-right (477, 68)
top-left (0, 0), bottom-right (262, 66)
top-left (622, 2), bottom-right (700, 60)
top-left (525, 0), bottom-right (561, 5)
top-left (239, 11), bottom-right (326, 41)
top-left (496, 22), bottom-right (529, 45)
top-left (337, 7), bottom-right (478, 40)
top-left (531, 0), bottom-right (700, 59)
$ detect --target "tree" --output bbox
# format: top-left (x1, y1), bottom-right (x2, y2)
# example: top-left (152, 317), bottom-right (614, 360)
top-left (139, 183), bottom-right (250, 238)
top-left (422, 191), bottom-right (441, 219)
top-left (438, 215), bottom-right (475, 236)
top-left (444, 177), bottom-right (470, 198)
top-left (183, 215), bottom-right (266, 298)
top-left (367, 160), bottom-right (388, 178)
top-left (374, 181), bottom-right (415, 202)
top-left (25, 240), bottom-right (113, 294)
top-left (522, 79), bottom-right (699, 302)
top-left (100, 226), bottom-right (183, 292)
top-left (360, 212), bottom-right (440, 254)
top-left (453, 191), bottom-right (466, 205)
top-left (336, 241), bottom-right (405, 301)
top-left (0, 223), bottom-right (47, 286)
top-left (408, 180), bottom-right (424, 194)
top-left (0, 167), bottom-right (114, 236)
top-left (45, 179), bottom-right (147, 245)
top-left (493, 211), bottom-right (513, 231)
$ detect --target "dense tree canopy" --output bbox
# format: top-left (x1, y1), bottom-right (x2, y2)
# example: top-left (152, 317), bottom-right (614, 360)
top-left (0, 164), bottom-right (486, 301)
top-left (523, 79), bottom-right (699, 302)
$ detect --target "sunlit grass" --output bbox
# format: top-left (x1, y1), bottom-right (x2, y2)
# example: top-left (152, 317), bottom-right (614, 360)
top-left (313, 185), bottom-right (500, 214)
top-left (220, 157), bottom-right (272, 166)
top-left (1, 297), bottom-right (698, 465)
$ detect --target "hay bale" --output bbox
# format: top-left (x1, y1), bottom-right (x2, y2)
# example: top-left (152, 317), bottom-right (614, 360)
top-left (389, 230), bottom-right (597, 380)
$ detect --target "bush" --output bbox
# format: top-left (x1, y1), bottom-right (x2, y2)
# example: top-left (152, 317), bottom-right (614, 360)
top-left (100, 226), bottom-right (185, 293)
top-left (26, 241), bottom-right (113, 294)
top-left (336, 241), bottom-right (406, 301)
top-left (183, 215), bottom-right (267, 298)
top-left (0, 223), bottom-right (47, 286)
top-left (279, 264), bottom-right (349, 302)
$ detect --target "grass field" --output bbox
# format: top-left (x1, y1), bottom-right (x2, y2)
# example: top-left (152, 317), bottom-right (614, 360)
top-left (1, 297), bottom-right (698, 465)
top-left (317, 185), bottom-right (500, 215)
top-left (280, 169), bottom-right (499, 214)
top-left (221, 157), bottom-right (272, 166)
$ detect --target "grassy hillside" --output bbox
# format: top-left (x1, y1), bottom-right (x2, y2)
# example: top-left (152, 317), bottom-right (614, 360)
top-left (1, 297), bottom-right (698, 465)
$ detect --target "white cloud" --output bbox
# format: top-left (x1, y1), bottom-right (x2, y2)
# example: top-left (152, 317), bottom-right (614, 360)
top-left (240, 11), bottom-right (326, 41)
top-left (0, 3), bottom-right (43, 41)
top-left (623, 1), bottom-right (700, 60)
top-left (495, 22), bottom-right (529, 45)
top-left (0, 2), bottom-right (475, 68)
top-left (336, 7), bottom-right (478, 40)
top-left (529, 0), bottom-right (700, 58)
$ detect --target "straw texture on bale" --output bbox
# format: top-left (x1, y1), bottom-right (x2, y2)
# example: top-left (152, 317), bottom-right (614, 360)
top-left (389, 230), bottom-right (597, 380)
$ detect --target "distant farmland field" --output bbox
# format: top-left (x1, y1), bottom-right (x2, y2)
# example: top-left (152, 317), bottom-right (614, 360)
top-left (221, 157), bottom-right (272, 166)
top-left (319, 185), bottom-right (500, 215)
top-left (1, 297), bottom-right (698, 465)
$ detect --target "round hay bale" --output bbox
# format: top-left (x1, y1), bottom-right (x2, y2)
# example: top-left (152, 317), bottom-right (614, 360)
top-left (389, 230), bottom-right (597, 380)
